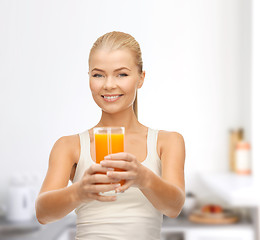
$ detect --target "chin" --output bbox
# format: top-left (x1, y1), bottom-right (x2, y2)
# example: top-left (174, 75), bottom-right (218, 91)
top-left (102, 108), bottom-right (122, 115)
top-left (101, 105), bottom-right (132, 115)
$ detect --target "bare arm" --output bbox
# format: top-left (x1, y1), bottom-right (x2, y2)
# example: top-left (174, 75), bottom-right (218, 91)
top-left (140, 131), bottom-right (186, 217)
top-left (35, 135), bottom-right (119, 224)
top-left (35, 135), bottom-right (81, 224)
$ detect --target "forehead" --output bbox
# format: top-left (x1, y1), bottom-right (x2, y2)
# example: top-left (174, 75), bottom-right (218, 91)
top-left (89, 48), bottom-right (136, 70)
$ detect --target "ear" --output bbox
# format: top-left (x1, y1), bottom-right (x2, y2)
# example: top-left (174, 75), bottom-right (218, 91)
top-left (137, 71), bottom-right (145, 89)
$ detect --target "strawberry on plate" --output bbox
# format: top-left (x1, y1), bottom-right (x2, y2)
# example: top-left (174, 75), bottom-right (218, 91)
top-left (201, 204), bottom-right (223, 214)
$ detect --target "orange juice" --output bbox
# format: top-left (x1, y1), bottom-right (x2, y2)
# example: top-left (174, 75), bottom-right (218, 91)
top-left (94, 128), bottom-right (125, 186)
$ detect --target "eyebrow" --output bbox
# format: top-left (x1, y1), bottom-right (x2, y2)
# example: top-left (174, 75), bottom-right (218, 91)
top-left (91, 67), bottom-right (131, 73)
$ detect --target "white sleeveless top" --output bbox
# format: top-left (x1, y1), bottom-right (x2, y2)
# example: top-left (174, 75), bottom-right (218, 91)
top-left (72, 127), bottom-right (163, 240)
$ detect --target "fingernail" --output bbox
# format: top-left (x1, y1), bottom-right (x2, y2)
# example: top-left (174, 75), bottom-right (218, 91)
top-left (115, 184), bottom-right (121, 188)
top-left (104, 155), bottom-right (111, 159)
top-left (107, 168), bottom-right (114, 171)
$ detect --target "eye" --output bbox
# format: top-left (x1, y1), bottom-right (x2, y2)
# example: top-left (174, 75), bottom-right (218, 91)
top-left (118, 73), bottom-right (128, 77)
top-left (92, 74), bottom-right (103, 78)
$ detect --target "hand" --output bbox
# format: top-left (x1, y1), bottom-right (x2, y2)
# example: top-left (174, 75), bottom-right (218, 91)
top-left (76, 164), bottom-right (122, 202)
top-left (100, 152), bottom-right (148, 193)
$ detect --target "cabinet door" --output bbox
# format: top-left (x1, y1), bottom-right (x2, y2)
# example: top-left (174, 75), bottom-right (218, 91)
top-left (185, 228), bottom-right (254, 240)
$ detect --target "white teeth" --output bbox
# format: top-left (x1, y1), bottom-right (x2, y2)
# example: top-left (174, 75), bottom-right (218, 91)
top-left (103, 95), bottom-right (121, 100)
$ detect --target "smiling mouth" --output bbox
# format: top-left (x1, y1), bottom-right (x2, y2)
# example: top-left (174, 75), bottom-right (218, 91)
top-left (101, 94), bottom-right (124, 102)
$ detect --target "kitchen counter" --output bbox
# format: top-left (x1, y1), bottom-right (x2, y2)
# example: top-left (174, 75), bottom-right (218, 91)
top-left (162, 214), bottom-right (253, 233)
top-left (162, 214), bottom-right (255, 240)
top-left (0, 214), bottom-right (76, 240)
top-left (0, 212), bottom-right (254, 240)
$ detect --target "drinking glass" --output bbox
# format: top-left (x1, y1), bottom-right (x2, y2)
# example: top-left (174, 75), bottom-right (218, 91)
top-left (94, 127), bottom-right (125, 194)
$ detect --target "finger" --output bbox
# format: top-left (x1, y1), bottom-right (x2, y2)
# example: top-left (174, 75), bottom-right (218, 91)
top-left (107, 170), bottom-right (134, 180)
top-left (89, 183), bottom-right (121, 193)
top-left (104, 152), bottom-right (134, 162)
top-left (87, 192), bottom-right (117, 202)
top-left (100, 160), bottom-right (131, 170)
top-left (86, 164), bottom-right (113, 175)
top-left (115, 180), bottom-right (133, 193)
top-left (89, 174), bottom-right (121, 184)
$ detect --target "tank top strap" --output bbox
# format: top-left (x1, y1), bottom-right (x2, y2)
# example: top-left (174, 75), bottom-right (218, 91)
top-left (73, 130), bottom-right (91, 183)
top-left (79, 129), bottom-right (90, 162)
top-left (147, 128), bottom-right (159, 158)
top-left (144, 128), bottom-right (161, 177)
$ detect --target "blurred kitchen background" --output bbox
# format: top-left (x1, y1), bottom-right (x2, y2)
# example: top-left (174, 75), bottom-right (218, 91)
top-left (0, 0), bottom-right (260, 239)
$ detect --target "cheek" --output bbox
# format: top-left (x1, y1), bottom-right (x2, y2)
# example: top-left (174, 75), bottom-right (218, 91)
top-left (123, 79), bottom-right (138, 93)
top-left (89, 80), bottom-right (101, 95)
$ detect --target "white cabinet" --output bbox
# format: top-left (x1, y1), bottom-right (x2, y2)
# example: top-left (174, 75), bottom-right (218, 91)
top-left (185, 228), bottom-right (254, 240)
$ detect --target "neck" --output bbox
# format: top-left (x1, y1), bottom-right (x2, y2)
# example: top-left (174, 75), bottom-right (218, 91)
top-left (96, 107), bottom-right (141, 133)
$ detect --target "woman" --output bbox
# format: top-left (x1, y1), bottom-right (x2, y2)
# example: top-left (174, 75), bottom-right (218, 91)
top-left (35, 31), bottom-right (186, 239)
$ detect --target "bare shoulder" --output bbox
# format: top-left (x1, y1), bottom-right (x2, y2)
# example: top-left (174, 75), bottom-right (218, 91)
top-left (39, 134), bottom-right (80, 194)
top-left (158, 130), bottom-right (185, 142)
top-left (158, 130), bottom-right (185, 147)
top-left (50, 134), bottom-right (80, 165)
top-left (158, 130), bottom-right (185, 157)
top-left (157, 130), bottom-right (185, 191)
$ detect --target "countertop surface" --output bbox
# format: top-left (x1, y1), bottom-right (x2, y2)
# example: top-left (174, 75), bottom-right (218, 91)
top-left (0, 212), bottom-right (253, 240)
top-left (162, 214), bottom-right (253, 232)
top-left (0, 214), bottom-right (76, 240)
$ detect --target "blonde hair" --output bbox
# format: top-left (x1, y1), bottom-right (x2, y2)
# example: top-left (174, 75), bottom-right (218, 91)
top-left (89, 31), bottom-right (143, 119)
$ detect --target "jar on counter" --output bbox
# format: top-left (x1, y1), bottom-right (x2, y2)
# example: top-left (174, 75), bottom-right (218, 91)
top-left (229, 128), bottom-right (244, 172)
top-left (235, 141), bottom-right (251, 175)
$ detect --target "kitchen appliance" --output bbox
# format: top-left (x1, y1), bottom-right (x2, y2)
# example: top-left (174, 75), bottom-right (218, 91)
top-left (6, 175), bottom-right (33, 222)
top-left (182, 192), bottom-right (197, 216)
top-left (229, 128), bottom-right (244, 172)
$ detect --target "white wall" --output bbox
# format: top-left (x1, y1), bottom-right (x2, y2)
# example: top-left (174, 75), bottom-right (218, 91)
top-left (252, 0), bottom-right (260, 237)
top-left (139, 0), bottom-right (252, 202)
top-left (252, 0), bottom-right (260, 189)
top-left (0, 0), bottom-right (251, 207)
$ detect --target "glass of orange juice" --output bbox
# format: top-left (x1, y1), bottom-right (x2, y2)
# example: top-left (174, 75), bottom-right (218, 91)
top-left (94, 127), bottom-right (125, 194)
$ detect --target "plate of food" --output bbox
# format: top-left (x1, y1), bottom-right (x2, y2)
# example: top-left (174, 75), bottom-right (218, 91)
top-left (188, 204), bottom-right (239, 224)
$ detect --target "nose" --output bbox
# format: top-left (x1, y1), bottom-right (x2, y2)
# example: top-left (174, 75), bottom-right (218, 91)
top-left (103, 76), bottom-right (116, 90)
